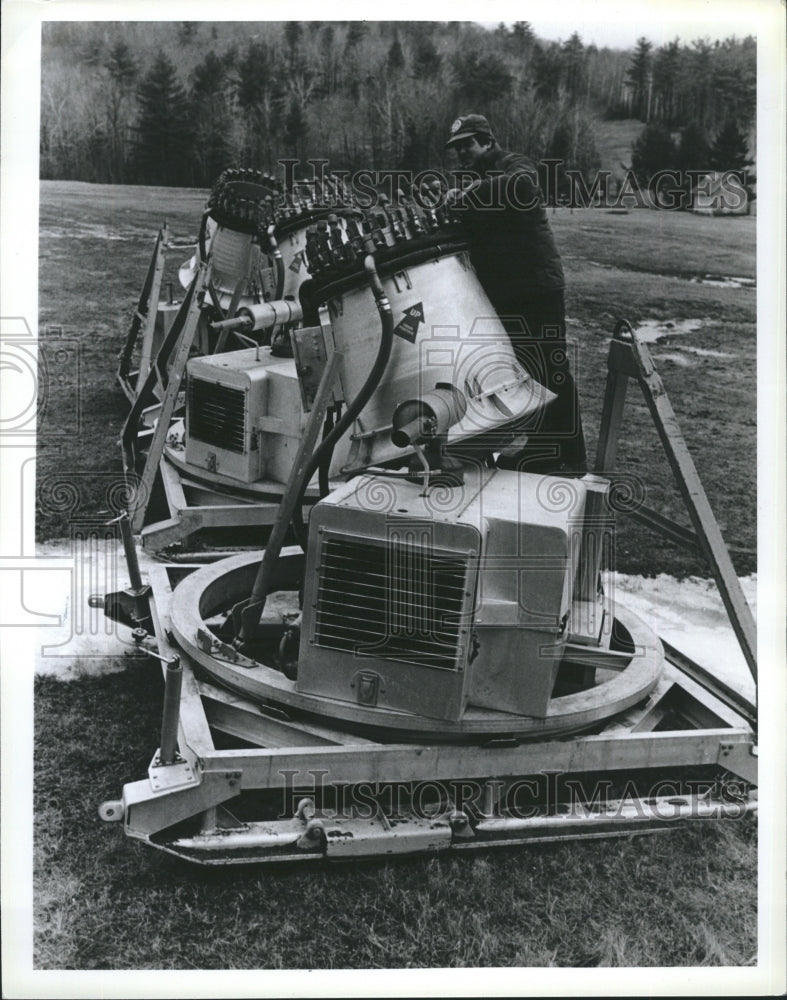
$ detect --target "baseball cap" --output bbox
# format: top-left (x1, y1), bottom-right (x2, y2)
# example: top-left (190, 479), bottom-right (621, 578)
top-left (445, 114), bottom-right (494, 148)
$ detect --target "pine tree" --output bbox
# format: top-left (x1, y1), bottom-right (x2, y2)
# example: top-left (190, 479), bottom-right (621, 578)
top-left (191, 51), bottom-right (234, 187)
top-left (631, 122), bottom-right (676, 187)
top-left (104, 40), bottom-right (137, 87)
top-left (412, 36), bottom-right (441, 79)
top-left (178, 22), bottom-right (199, 45)
top-left (626, 37), bottom-right (653, 120)
top-left (284, 21), bottom-right (302, 70)
top-left (532, 43), bottom-right (563, 102)
top-left (709, 120), bottom-right (751, 173)
top-left (237, 41), bottom-right (273, 109)
top-left (561, 33), bottom-right (586, 101)
top-left (101, 41), bottom-right (138, 183)
top-left (676, 123), bottom-right (710, 171)
top-left (651, 40), bottom-right (680, 126)
top-left (387, 36), bottom-right (405, 73)
top-left (132, 52), bottom-right (194, 186)
top-left (511, 21), bottom-right (536, 51)
top-left (345, 22), bottom-right (368, 51)
top-left (283, 95), bottom-right (306, 158)
top-left (452, 49), bottom-right (512, 106)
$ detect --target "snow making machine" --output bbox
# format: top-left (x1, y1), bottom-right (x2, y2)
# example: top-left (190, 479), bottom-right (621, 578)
top-left (97, 180), bottom-right (758, 865)
top-left (118, 166), bottom-right (364, 556)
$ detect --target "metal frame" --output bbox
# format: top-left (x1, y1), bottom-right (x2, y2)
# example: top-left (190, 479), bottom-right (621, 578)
top-left (100, 558), bottom-right (755, 863)
top-left (117, 226), bottom-right (171, 403)
top-left (596, 321), bottom-right (756, 682)
top-left (122, 263), bottom-right (214, 532)
top-left (99, 325), bottom-right (758, 864)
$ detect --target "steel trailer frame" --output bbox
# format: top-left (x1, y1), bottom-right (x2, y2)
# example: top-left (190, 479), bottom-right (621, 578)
top-left (99, 324), bottom-right (758, 864)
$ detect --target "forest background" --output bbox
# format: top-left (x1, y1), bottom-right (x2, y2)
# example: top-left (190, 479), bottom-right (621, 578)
top-left (39, 20), bottom-right (756, 199)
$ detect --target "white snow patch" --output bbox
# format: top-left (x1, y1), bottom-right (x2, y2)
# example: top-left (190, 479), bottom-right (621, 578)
top-left (32, 540), bottom-right (162, 678)
top-left (31, 541), bottom-right (757, 703)
top-left (609, 571), bottom-right (756, 701)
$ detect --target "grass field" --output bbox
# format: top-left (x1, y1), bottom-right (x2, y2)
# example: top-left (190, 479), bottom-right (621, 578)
top-left (32, 180), bottom-right (759, 972)
top-left (34, 664), bottom-right (758, 970)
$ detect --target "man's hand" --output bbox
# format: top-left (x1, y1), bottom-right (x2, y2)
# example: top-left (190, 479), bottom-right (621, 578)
top-left (445, 187), bottom-right (465, 209)
top-left (416, 176), bottom-right (445, 207)
top-left (446, 179), bottom-right (481, 210)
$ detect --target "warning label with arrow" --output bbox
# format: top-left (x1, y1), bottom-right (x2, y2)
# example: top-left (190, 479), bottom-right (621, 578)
top-left (394, 303), bottom-right (424, 343)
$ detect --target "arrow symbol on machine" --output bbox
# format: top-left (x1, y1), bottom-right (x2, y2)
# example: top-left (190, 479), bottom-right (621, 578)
top-left (394, 303), bottom-right (424, 343)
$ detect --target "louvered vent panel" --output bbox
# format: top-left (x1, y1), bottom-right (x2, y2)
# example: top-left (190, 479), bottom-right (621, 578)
top-left (314, 536), bottom-right (470, 671)
top-left (188, 379), bottom-right (247, 453)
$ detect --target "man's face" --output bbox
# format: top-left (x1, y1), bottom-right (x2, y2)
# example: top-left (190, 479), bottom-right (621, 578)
top-left (451, 136), bottom-right (489, 170)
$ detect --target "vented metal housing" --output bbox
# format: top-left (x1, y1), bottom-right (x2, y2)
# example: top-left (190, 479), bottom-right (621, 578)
top-left (297, 470), bottom-right (587, 722)
top-left (184, 348), bottom-right (304, 484)
top-left (313, 534), bottom-right (472, 673)
top-left (188, 380), bottom-right (247, 453)
top-left (299, 512), bottom-right (481, 722)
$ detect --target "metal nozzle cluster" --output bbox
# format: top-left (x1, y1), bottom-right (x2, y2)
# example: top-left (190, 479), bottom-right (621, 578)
top-left (208, 166), bottom-right (279, 236)
top-left (301, 190), bottom-right (462, 279)
top-left (206, 166), bottom-right (464, 278)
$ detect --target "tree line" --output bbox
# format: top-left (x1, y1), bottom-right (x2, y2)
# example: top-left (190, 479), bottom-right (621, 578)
top-left (39, 21), bottom-right (755, 195)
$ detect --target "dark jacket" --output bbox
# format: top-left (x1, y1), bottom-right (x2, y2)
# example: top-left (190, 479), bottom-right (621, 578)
top-left (453, 146), bottom-right (565, 300)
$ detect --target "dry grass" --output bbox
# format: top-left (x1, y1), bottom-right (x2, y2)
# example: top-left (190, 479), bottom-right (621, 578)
top-left (35, 669), bottom-right (758, 971)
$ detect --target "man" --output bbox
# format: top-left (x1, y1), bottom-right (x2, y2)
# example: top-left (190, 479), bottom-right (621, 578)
top-left (443, 113), bottom-right (587, 474)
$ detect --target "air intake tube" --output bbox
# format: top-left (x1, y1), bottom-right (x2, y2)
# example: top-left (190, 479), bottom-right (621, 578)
top-left (391, 385), bottom-right (468, 487)
top-left (391, 386), bottom-right (467, 448)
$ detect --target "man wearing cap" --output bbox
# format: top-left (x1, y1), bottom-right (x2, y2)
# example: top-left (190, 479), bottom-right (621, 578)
top-left (444, 113), bottom-right (587, 475)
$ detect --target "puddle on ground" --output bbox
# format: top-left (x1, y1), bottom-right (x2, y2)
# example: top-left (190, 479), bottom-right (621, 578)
top-left (633, 318), bottom-right (738, 364)
top-left (690, 274), bottom-right (756, 288)
top-left (581, 260), bottom-right (755, 290)
top-left (634, 318), bottom-right (705, 343)
top-left (39, 223), bottom-right (147, 242)
top-left (680, 346), bottom-right (735, 359)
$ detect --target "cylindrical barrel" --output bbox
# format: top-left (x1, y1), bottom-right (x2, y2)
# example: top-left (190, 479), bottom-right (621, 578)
top-left (210, 226), bottom-right (254, 291)
top-left (315, 241), bottom-right (553, 471)
top-left (237, 299), bottom-right (303, 333)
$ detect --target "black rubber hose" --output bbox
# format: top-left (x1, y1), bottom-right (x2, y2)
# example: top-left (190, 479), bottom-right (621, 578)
top-left (292, 255), bottom-right (394, 549)
top-left (267, 225), bottom-right (286, 299)
top-left (318, 406), bottom-right (336, 497)
top-left (307, 232), bottom-right (469, 303)
top-left (274, 251), bottom-right (285, 299)
top-left (197, 210), bottom-right (211, 263)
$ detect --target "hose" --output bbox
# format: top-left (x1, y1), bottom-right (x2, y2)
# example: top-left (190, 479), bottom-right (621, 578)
top-left (292, 254), bottom-right (394, 549)
top-left (197, 210), bottom-right (211, 263)
top-left (318, 406), bottom-right (336, 497)
top-left (306, 231), bottom-right (469, 301)
top-left (268, 224), bottom-right (285, 299)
